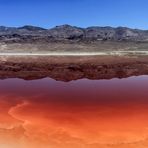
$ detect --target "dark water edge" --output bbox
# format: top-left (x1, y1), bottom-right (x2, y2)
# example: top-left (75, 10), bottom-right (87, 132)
top-left (0, 55), bottom-right (148, 81)
top-left (0, 64), bottom-right (148, 81)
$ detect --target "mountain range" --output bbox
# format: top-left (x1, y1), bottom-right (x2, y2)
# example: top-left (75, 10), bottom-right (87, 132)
top-left (1, 24), bottom-right (148, 43)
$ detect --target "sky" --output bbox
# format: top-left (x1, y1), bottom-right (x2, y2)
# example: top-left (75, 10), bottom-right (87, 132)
top-left (0, 0), bottom-right (147, 29)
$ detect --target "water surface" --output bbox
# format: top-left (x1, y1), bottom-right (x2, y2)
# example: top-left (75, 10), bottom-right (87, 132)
top-left (0, 76), bottom-right (148, 148)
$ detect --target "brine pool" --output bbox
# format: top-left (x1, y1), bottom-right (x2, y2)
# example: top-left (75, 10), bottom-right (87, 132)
top-left (0, 75), bottom-right (148, 148)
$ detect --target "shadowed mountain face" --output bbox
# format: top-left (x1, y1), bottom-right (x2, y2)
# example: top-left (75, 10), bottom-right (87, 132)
top-left (1, 25), bottom-right (148, 43)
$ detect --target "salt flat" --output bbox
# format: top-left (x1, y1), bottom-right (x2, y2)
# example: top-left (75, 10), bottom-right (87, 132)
top-left (0, 51), bottom-right (148, 56)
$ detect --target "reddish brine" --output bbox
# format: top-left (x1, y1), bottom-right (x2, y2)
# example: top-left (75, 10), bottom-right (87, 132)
top-left (0, 76), bottom-right (148, 148)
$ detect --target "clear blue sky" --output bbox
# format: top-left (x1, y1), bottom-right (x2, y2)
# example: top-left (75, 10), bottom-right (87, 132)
top-left (0, 0), bottom-right (147, 29)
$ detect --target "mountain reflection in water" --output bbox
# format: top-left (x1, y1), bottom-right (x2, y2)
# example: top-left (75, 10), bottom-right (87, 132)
top-left (0, 76), bottom-right (148, 148)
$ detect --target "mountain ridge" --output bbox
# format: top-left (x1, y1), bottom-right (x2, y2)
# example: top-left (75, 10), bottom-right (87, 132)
top-left (1, 24), bottom-right (148, 43)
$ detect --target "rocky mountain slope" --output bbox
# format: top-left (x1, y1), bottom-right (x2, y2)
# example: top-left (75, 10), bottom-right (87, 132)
top-left (1, 24), bottom-right (148, 43)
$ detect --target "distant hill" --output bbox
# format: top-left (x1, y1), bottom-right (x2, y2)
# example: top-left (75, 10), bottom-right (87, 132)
top-left (1, 24), bottom-right (148, 43)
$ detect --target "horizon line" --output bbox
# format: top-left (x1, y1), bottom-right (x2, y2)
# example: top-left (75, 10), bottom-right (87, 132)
top-left (0, 24), bottom-right (148, 31)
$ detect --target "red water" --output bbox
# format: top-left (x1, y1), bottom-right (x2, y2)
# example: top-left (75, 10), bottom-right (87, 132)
top-left (0, 76), bottom-right (148, 148)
